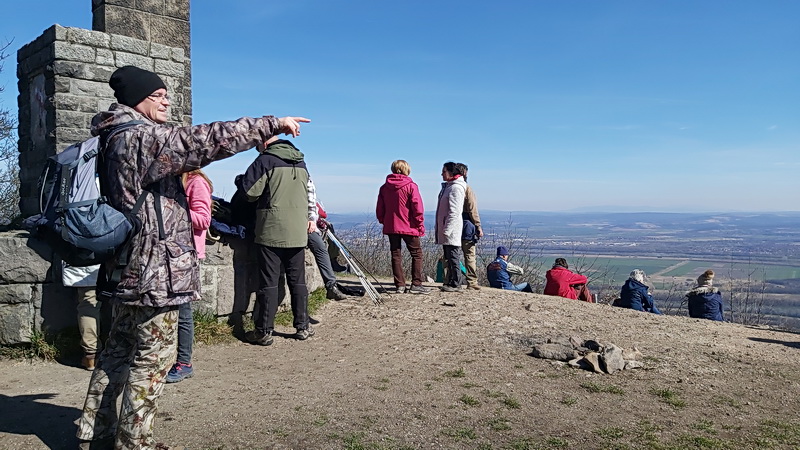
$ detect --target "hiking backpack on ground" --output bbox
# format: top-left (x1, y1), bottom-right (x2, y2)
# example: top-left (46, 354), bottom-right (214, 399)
top-left (29, 121), bottom-right (146, 267)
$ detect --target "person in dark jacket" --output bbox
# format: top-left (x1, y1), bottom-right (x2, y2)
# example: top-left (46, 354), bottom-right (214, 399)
top-left (617, 269), bottom-right (662, 314)
top-left (238, 136), bottom-right (317, 346)
top-left (77, 65), bottom-right (309, 449)
top-left (486, 246), bottom-right (532, 292)
top-left (687, 269), bottom-right (724, 321)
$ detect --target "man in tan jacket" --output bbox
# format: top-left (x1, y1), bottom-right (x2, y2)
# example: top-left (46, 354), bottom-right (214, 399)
top-left (456, 163), bottom-right (483, 290)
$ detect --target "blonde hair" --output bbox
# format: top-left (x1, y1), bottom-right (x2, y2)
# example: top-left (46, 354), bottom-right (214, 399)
top-left (391, 160), bottom-right (411, 175)
top-left (182, 169), bottom-right (213, 191)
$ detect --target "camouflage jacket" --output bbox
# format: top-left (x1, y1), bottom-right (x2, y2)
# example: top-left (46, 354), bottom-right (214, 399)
top-left (92, 103), bottom-right (281, 307)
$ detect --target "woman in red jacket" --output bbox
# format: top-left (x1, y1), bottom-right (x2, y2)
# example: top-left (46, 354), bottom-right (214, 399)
top-left (376, 160), bottom-right (429, 294)
top-left (544, 258), bottom-right (594, 302)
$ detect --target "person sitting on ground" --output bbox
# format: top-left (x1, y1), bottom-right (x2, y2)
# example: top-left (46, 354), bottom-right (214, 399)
top-left (544, 258), bottom-right (594, 302)
top-left (308, 195), bottom-right (347, 300)
top-left (487, 246), bottom-right (533, 292)
top-left (616, 269), bottom-right (662, 314)
top-left (376, 159), bottom-right (429, 295)
top-left (686, 269), bottom-right (724, 321)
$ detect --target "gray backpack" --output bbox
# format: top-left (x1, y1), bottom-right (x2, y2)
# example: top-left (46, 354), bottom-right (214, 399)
top-left (31, 121), bottom-right (147, 266)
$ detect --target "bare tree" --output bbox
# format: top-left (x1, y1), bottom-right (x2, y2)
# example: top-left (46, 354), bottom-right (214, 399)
top-left (0, 40), bottom-right (20, 226)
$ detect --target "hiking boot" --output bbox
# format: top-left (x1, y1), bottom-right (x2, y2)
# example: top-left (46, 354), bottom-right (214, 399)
top-left (395, 286), bottom-right (406, 294)
top-left (440, 285), bottom-right (461, 293)
top-left (408, 285), bottom-right (431, 295)
top-left (81, 354), bottom-right (96, 371)
top-left (295, 326), bottom-right (316, 340)
top-left (246, 330), bottom-right (274, 346)
top-left (166, 362), bottom-right (194, 383)
top-left (78, 436), bottom-right (115, 450)
top-left (467, 284), bottom-right (481, 291)
top-left (326, 284), bottom-right (348, 301)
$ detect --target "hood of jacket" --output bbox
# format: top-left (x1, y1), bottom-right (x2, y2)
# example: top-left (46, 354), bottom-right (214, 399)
top-left (90, 103), bottom-right (154, 136)
top-left (384, 173), bottom-right (414, 189)
top-left (264, 139), bottom-right (305, 162)
top-left (686, 285), bottom-right (719, 297)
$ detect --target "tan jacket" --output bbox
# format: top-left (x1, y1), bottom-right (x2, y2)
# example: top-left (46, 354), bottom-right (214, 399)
top-left (463, 184), bottom-right (482, 235)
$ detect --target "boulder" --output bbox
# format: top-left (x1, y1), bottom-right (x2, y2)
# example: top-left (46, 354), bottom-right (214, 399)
top-left (600, 344), bottom-right (626, 374)
top-left (531, 343), bottom-right (577, 361)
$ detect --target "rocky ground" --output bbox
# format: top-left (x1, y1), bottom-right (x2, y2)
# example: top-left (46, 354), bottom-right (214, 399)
top-left (1, 281), bottom-right (799, 449)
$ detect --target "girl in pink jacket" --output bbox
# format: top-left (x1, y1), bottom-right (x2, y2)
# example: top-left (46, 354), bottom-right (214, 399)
top-left (376, 160), bottom-right (429, 295)
top-left (167, 170), bottom-right (212, 383)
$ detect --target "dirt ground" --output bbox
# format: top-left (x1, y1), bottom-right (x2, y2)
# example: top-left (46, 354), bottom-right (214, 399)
top-left (1, 281), bottom-right (800, 449)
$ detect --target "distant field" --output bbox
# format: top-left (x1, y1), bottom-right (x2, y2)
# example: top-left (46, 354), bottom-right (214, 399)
top-left (529, 255), bottom-right (800, 283)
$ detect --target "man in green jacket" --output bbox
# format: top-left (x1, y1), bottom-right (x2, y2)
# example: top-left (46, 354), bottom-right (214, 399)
top-left (238, 136), bottom-right (317, 345)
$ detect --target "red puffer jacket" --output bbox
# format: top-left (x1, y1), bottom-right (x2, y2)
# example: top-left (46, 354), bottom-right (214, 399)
top-left (376, 174), bottom-right (425, 236)
top-left (544, 266), bottom-right (588, 300)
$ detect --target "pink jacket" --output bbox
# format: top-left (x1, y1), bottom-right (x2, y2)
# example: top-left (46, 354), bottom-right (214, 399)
top-left (544, 266), bottom-right (588, 300)
top-left (184, 174), bottom-right (212, 259)
top-left (376, 174), bottom-right (425, 236)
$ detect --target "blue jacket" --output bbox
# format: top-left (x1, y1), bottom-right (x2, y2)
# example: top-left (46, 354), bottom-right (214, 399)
top-left (619, 279), bottom-right (656, 312)
top-left (487, 257), bottom-right (513, 289)
top-left (687, 287), bottom-right (724, 321)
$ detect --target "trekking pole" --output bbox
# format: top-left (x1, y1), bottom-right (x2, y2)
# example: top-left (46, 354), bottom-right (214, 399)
top-left (326, 230), bottom-right (393, 297)
top-left (326, 231), bottom-right (382, 305)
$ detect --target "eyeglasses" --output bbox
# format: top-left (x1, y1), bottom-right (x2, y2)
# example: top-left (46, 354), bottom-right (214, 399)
top-left (148, 93), bottom-right (171, 102)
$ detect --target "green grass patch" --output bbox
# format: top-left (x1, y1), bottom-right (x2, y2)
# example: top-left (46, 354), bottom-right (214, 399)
top-left (442, 427), bottom-right (477, 440)
top-left (676, 433), bottom-right (727, 448)
top-left (274, 288), bottom-right (327, 327)
top-left (560, 397), bottom-right (577, 406)
top-left (693, 420), bottom-right (717, 434)
top-left (193, 309), bottom-right (235, 345)
top-left (445, 367), bottom-right (467, 378)
top-left (595, 426), bottom-right (625, 440)
top-left (460, 394), bottom-right (480, 406)
top-left (0, 328), bottom-right (76, 361)
top-left (488, 417), bottom-right (511, 431)
top-left (502, 396), bottom-right (521, 409)
top-left (580, 382), bottom-right (625, 395)
top-left (757, 419), bottom-right (800, 445)
top-left (651, 388), bottom-right (686, 408)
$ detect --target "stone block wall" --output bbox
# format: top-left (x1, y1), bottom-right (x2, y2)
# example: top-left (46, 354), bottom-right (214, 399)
top-left (16, 25), bottom-right (189, 218)
top-left (0, 231), bottom-right (324, 345)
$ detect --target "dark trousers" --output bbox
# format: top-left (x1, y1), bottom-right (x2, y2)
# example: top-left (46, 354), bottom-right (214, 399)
top-left (442, 244), bottom-right (462, 288)
top-left (175, 302), bottom-right (193, 364)
top-left (255, 245), bottom-right (309, 334)
top-left (388, 234), bottom-right (424, 288)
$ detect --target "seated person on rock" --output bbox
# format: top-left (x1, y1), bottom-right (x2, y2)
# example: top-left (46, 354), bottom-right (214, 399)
top-left (544, 258), bottom-right (594, 302)
top-left (486, 246), bottom-right (533, 292)
top-left (616, 269), bottom-right (662, 314)
top-left (686, 269), bottom-right (724, 321)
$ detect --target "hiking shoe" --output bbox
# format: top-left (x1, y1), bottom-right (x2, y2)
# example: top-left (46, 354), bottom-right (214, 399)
top-left (440, 285), bottom-right (461, 293)
top-left (166, 362), bottom-right (193, 383)
top-left (81, 354), bottom-right (96, 371)
top-left (467, 284), bottom-right (481, 291)
top-left (326, 284), bottom-right (348, 301)
top-left (408, 285), bottom-right (431, 295)
top-left (246, 330), bottom-right (274, 346)
top-left (395, 286), bottom-right (406, 294)
top-left (296, 326), bottom-right (316, 340)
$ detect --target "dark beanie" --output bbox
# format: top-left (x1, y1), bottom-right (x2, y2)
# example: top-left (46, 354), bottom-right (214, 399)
top-left (496, 246), bottom-right (510, 257)
top-left (109, 66), bottom-right (167, 107)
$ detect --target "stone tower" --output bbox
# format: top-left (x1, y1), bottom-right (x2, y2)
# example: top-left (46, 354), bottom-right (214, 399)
top-left (16, 0), bottom-right (192, 217)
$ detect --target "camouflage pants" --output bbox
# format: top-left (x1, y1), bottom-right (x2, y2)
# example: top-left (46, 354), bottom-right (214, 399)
top-left (76, 302), bottom-right (179, 450)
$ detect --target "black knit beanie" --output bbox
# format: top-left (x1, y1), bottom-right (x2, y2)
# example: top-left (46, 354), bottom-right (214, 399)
top-left (109, 66), bottom-right (167, 107)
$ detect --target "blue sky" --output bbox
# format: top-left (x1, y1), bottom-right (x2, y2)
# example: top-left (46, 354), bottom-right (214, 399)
top-left (2, 1), bottom-right (798, 213)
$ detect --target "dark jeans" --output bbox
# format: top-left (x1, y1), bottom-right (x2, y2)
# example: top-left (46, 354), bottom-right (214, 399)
top-left (308, 231), bottom-right (336, 288)
top-left (255, 245), bottom-right (309, 334)
top-left (442, 245), bottom-right (462, 288)
top-left (388, 234), bottom-right (423, 288)
top-left (176, 302), bottom-right (193, 364)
